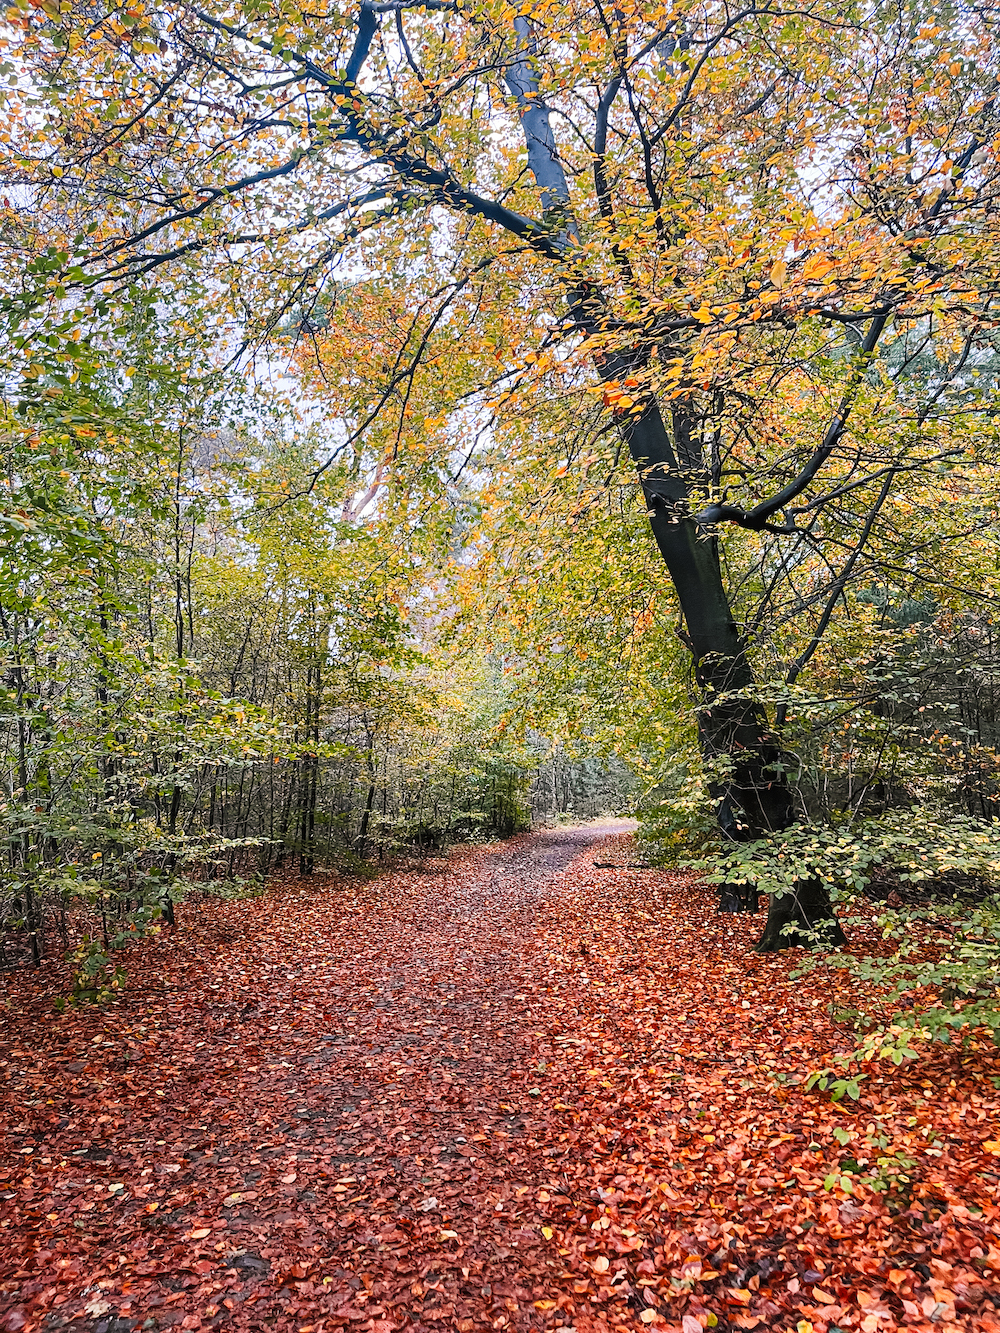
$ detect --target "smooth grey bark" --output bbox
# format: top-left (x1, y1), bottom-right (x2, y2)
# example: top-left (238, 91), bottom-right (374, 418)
top-left (504, 18), bottom-right (577, 214)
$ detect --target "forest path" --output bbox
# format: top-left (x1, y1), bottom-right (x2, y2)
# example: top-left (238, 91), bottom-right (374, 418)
top-left (3, 823), bottom-right (999, 1333)
top-left (2, 822), bottom-right (651, 1333)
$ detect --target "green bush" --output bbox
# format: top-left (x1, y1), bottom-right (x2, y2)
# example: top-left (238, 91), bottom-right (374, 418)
top-left (678, 807), bottom-right (1000, 1064)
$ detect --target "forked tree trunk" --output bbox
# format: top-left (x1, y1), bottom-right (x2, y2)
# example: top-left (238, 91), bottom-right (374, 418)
top-left (754, 876), bottom-right (847, 951)
top-left (619, 395), bottom-right (844, 952)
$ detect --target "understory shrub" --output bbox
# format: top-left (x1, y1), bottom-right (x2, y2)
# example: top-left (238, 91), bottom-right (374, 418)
top-left (681, 807), bottom-right (1000, 1063)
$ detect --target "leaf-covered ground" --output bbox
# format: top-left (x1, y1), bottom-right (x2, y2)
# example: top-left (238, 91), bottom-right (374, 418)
top-left (2, 825), bottom-right (999, 1333)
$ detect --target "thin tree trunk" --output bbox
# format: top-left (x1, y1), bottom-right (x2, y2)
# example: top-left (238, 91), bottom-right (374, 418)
top-left (355, 718), bottom-right (378, 858)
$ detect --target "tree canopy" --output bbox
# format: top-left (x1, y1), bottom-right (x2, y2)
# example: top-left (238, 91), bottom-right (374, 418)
top-left (1, 0), bottom-right (1000, 971)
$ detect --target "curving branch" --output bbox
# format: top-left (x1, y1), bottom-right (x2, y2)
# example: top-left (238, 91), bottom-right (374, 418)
top-left (696, 312), bottom-right (889, 531)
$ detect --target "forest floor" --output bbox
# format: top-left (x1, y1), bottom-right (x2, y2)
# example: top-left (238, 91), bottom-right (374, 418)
top-left (2, 825), bottom-right (1000, 1333)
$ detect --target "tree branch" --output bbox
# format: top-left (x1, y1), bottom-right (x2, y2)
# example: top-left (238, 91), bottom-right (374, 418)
top-left (696, 312), bottom-right (889, 530)
top-left (782, 468), bottom-right (898, 693)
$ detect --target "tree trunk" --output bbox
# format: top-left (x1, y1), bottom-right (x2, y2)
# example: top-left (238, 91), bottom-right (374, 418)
top-left (754, 876), bottom-right (847, 952)
top-left (162, 780), bottom-right (181, 928)
top-left (619, 396), bottom-right (842, 949)
top-left (356, 722), bottom-right (377, 860)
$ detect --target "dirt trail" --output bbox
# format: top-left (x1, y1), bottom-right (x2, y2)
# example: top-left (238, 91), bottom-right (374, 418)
top-left (4, 819), bottom-right (999, 1333)
top-left (0, 823), bottom-right (638, 1333)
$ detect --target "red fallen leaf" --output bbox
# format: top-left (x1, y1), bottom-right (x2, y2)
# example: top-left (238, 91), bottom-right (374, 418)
top-left (278, 1263), bottom-right (311, 1285)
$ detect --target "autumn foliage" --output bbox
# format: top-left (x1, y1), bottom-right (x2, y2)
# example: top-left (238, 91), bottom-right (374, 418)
top-left (3, 829), bottom-right (999, 1332)
top-left (2, 0), bottom-right (1000, 1323)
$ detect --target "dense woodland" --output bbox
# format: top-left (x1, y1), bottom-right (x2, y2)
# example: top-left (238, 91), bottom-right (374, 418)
top-left (0, 368), bottom-right (631, 970)
top-left (4, 5), bottom-right (1000, 1331)
top-left (0, 0), bottom-right (999, 1039)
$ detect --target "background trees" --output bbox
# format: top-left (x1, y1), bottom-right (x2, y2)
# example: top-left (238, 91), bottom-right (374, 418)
top-left (0, 309), bottom-right (623, 976)
top-left (1, 0), bottom-right (999, 970)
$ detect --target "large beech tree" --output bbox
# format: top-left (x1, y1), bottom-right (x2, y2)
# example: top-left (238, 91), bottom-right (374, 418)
top-left (5, 0), bottom-right (1000, 948)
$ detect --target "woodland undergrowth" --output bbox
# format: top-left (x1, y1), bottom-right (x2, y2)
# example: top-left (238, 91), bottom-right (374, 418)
top-left (1, 832), bottom-right (998, 1333)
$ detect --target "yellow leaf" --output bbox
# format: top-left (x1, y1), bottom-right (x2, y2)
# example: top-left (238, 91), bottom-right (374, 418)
top-left (769, 259), bottom-right (787, 287)
top-left (802, 254), bottom-right (834, 282)
top-left (541, 1226), bottom-right (554, 1239)
top-left (812, 1288), bottom-right (836, 1304)
top-left (983, 1140), bottom-right (1000, 1154)
top-left (533, 1300), bottom-right (557, 1310)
